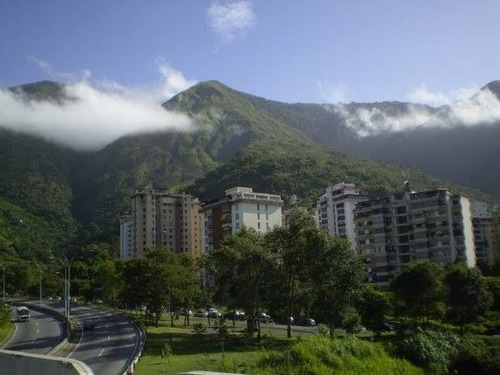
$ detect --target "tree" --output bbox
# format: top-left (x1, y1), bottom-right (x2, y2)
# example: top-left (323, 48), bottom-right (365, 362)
top-left (207, 227), bottom-right (274, 343)
top-left (310, 236), bottom-right (365, 337)
top-left (264, 210), bottom-right (324, 338)
top-left (358, 284), bottom-right (392, 335)
top-left (444, 264), bottom-right (493, 333)
top-left (390, 262), bottom-right (444, 323)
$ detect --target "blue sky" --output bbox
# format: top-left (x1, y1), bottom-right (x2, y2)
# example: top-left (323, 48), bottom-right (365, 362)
top-left (1, 0), bottom-right (499, 104)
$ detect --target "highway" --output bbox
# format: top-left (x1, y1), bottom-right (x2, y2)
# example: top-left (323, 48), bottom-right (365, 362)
top-left (49, 302), bottom-right (141, 375)
top-left (2, 306), bottom-right (63, 355)
top-left (2, 300), bottom-right (142, 375)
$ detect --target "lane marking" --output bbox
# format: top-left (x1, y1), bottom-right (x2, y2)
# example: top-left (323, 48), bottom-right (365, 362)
top-left (2, 322), bottom-right (18, 348)
top-left (98, 349), bottom-right (104, 357)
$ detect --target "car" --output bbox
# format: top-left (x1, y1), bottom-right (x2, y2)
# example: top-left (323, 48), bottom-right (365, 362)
top-left (257, 313), bottom-right (274, 324)
top-left (208, 310), bottom-right (222, 318)
top-left (224, 311), bottom-right (246, 321)
top-left (296, 317), bottom-right (316, 327)
top-left (194, 310), bottom-right (208, 318)
top-left (483, 327), bottom-right (500, 336)
top-left (83, 320), bottom-right (95, 331)
top-left (177, 308), bottom-right (192, 316)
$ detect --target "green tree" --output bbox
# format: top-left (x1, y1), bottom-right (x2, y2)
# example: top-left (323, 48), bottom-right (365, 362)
top-left (264, 210), bottom-right (324, 338)
top-left (390, 262), bottom-right (444, 323)
top-left (358, 284), bottom-right (393, 335)
top-left (444, 264), bottom-right (493, 333)
top-left (208, 227), bottom-right (274, 343)
top-left (310, 236), bottom-right (365, 337)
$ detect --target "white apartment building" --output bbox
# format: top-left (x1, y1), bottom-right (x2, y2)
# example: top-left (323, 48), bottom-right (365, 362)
top-left (354, 188), bottom-right (476, 285)
top-left (120, 215), bottom-right (133, 260)
top-left (315, 182), bottom-right (368, 247)
top-left (200, 187), bottom-right (283, 253)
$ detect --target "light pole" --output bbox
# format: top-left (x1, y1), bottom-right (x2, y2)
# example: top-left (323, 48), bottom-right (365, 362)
top-left (50, 252), bottom-right (79, 337)
top-left (1, 264), bottom-right (8, 304)
top-left (32, 261), bottom-right (43, 308)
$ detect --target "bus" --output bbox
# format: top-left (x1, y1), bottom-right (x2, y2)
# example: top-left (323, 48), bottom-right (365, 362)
top-left (16, 306), bottom-right (30, 322)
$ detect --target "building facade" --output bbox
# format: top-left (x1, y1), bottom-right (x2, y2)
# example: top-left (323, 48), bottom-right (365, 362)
top-left (200, 187), bottom-right (283, 253)
top-left (315, 182), bottom-right (368, 246)
top-left (354, 188), bottom-right (475, 285)
top-left (120, 215), bottom-right (133, 260)
top-left (125, 187), bottom-right (201, 259)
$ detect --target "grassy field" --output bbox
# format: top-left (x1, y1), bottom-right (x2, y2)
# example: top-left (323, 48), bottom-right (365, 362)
top-left (133, 315), bottom-right (314, 375)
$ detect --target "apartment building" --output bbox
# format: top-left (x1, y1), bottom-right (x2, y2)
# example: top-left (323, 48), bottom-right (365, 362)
top-left (315, 182), bottom-right (368, 246)
top-left (200, 187), bottom-right (283, 253)
top-left (125, 187), bottom-right (201, 259)
top-left (354, 188), bottom-right (475, 285)
top-left (120, 215), bottom-right (133, 260)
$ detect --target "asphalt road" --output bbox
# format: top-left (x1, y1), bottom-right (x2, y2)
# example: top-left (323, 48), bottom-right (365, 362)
top-left (2, 306), bottom-right (63, 355)
top-left (48, 302), bottom-right (141, 375)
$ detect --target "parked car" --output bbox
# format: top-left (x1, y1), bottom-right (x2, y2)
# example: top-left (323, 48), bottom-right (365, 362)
top-left (194, 310), bottom-right (208, 318)
top-left (296, 317), bottom-right (316, 327)
top-left (208, 310), bottom-right (222, 318)
top-left (177, 308), bottom-right (192, 316)
top-left (224, 311), bottom-right (246, 321)
top-left (257, 312), bottom-right (274, 324)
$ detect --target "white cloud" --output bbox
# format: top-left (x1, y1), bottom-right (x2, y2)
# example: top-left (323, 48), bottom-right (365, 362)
top-left (317, 81), bottom-right (350, 104)
top-left (407, 83), bottom-right (479, 106)
top-left (0, 61), bottom-right (197, 151)
top-left (334, 86), bottom-right (500, 136)
top-left (28, 56), bottom-right (91, 83)
top-left (97, 60), bottom-right (197, 104)
top-left (208, 1), bottom-right (256, 44)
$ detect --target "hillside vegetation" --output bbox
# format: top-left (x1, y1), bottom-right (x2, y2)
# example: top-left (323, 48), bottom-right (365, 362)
top-left (0, 80), bottom-right (498, 259)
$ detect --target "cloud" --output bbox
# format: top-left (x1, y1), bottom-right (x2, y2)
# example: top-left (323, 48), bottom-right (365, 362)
top-left (97, 60), bottom-right (197, 104)
top-left (407, 83), bottom-right (479, 106)
top-left (0, 61), bottom-right (197, 151)
top-left (317, 81), bottom-right (350, 104)
top-left (207, 1), bottom-right (256, 44)
top-left (334, 86), bottom-right (500, 136)
top-left (28, 56), bottom-right (91, 83)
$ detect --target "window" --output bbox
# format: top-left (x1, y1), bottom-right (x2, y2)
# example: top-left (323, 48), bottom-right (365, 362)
top-left (235, 213), bottom-right (239, 220)
top-left (258, 222), bottom-right (261, 229)
top-left (257, 204), bottom-right (260, 211)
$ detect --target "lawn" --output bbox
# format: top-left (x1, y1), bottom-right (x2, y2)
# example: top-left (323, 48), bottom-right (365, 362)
top-left (133, 315), bottom-right (312, 375)
top-left (0, 323), bottom-right (11, 345)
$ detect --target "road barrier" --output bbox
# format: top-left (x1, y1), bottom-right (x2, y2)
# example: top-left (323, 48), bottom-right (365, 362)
top-left (0, 348), bottom-right (93, 375)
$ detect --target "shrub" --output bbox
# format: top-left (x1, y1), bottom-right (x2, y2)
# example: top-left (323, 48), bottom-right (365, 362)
top-left (393, 328), bottom-right (460, 374)
top-left (258, 335), bottom-right (424, 375)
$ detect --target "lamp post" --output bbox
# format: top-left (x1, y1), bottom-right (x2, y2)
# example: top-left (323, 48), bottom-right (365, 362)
top-left (1, 264), bottom-right (8, 304)
top-left (32, 261), bottom-right (43, 308)
top-left (50, 252), bottom-right (80, 337)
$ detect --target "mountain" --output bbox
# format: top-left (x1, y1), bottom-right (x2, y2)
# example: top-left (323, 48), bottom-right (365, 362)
top-left (0, 79), bottom-right (499, 260)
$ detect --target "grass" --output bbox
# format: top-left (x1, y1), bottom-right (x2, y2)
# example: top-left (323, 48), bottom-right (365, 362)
top-left (133, 314), bottom-right (313, 375)
top-left (0, 323), bottom-right (13, 346)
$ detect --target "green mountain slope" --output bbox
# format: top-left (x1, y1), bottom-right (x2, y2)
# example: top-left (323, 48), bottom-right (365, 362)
top-left (0, 79), bottom-right (499, 258)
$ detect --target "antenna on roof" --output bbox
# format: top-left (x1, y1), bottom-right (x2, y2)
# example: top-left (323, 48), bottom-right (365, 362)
top-left (401, 170), bottom-right (411, 192)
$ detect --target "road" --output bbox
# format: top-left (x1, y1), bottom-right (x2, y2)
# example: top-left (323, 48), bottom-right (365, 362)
top-left (49, 302), bottom-right (141, 375)
top-left (2, 306), bottom-right (63, 355)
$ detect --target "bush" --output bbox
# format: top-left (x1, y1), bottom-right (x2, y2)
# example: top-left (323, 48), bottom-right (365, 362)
top-left (393, 328), bottom-right (460, 374)
top-left (258, 335), bottom-right (424, 375)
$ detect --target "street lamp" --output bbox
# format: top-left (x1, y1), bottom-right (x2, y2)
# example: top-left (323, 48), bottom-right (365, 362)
top-left (32, 261), bottom-right (43, 308)
top-left (49, 252), bottom-right (80, 337)
top-left (1, 264), bottom-right (8, 304)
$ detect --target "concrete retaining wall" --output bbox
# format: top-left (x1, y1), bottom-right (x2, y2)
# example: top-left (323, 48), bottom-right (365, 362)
top-left (0, 348), bottom-right (93, 375)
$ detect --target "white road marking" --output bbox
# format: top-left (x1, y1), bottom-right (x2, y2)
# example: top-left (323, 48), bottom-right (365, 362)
top-left (98, 349), bottom-right (105, 357)
top-left (2, 323), bottom-right (18, 348)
